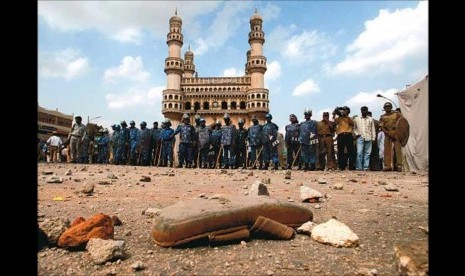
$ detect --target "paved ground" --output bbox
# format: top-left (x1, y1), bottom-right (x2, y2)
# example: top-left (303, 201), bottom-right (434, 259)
top-left (37, 162), bottom-right (428, 275)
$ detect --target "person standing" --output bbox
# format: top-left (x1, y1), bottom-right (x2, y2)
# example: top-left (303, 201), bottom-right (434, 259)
top-left (128, 121), bottom-right (140, 165)
top-left (172, 114), bottom-right (196, 168)
top-left (150, 122), bottom-right (162, 166)
top-left (138, 121), bottom-right (152, 166)
top-left (161, 119), bottom-right (175, 167)
top-left (285, 114), bottom-right (300, 170)
top-left (248, 115), bottom-right (263, 169)
top-left (379, 102), bottom-right (403, 171)
top-left (197, 118), bottom-right (212, 169)
top-left (261, 113), bottom-right (279, 170)
top-left (354, 106), bottom-right (376, 171)
top-left (46, 131), bottom-right (62, 162)
top-left (68, 116), bottom-right (86, 163)
top-left (221, 113), bottom-right (237, 169)
top-left (316, 112), bottom-right (336, 171)
top-left (334, 107), bottom-right (355, 170)
top-left (299, 109), bottom-right (318, 171)
top-left (234, 118), bottom-right (248, 169)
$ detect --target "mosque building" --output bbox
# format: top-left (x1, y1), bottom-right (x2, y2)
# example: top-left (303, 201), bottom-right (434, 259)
top-left (162, 9), bottom-right (269, 127)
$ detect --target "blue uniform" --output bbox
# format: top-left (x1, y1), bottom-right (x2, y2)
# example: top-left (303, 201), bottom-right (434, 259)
top-left (235, 127), bottom-right (248, 168)
top-left (138, 128), bottom-right (152, 166)
top-left (129, 127), bottom-right (140, 165)
top-left (116, 127), bottom-right (129, 165)
top-left (248, 124), bottom-right (263, 167)
top-left (221, 124), bottom-right (236, 168)
top-left (173, 123), bottom-right (196, 167)
top-left (262, 122), bottom-right (279, 165)
top-left (210, 128), bottom-right (222, 168)
top-left (299, 120), bottom-right (318, 166)
top-left (285, 123), bottom-right (300, 167)
top-left (197, 126), bottom-right (212, 168)
top-left (151, 128), bottom-right (162, 165)
top-left (98, 135), bottom-right (109, 164)
top-left (161, 127), bottom-right (174, 166)
top-left (111, 130), bottom-right (119, 164)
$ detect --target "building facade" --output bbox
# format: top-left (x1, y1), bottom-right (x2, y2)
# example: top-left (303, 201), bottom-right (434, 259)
top-left (162, 10), bottom-right (269, 127)
top-left (38, 105), bottom-right (73, 141)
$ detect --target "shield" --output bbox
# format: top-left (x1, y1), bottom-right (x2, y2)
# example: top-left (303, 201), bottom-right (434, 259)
top-left (395, 116), bottom-right (410, 147)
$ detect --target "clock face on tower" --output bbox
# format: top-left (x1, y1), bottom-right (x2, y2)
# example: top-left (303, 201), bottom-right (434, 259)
top-left (213, 102), bottom-right (218, 108)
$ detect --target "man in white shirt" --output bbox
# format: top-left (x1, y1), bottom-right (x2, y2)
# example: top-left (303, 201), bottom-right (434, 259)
top-left (353, 106), bottom-right (376, 171)
top-left (47, 131), bottom-right (62, 162)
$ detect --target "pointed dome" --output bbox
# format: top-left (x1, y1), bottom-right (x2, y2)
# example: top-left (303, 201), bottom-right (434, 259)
top-left (250, 9), bottom-right (263, 21)
top-left (185, 46), bottom-right (194, 57)
top-left (170, 9), bottom-right (182, 24)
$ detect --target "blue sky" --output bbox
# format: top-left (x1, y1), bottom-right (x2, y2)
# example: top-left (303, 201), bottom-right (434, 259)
top-left (38, 1), bottom-right (428, 132)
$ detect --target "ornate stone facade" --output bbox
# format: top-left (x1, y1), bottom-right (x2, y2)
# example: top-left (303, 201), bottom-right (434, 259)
top-left (162, 10), bottom-right (269, 127)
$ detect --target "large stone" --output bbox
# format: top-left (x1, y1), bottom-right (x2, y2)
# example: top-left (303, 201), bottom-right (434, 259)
top-left (86, 238), bottom-right (125, 265)
top-left (39, 217), bottom-right (71, 246)
top-left (80, 182), bottom-right (94, 195)
top-left (107, 173), bottom-right (118, 179)
top-left (300, 186), bottom-right (322, 202)
top-left (394, 241), bottom-right (428, 276)
top-left (311, 218), bottom-right (359, 247)
top-left (143, 208), bottom-right (161, 217)
top-left (296, 221), bottom-right (316, 235)
top-left (46, 176), bottom-right (63, 183)
top-left (249, 181), bottom-right (269, 196)
top-left (58, 213), bottom-right (114, 248)
top-left (284, 170), bottom-right (291, 179)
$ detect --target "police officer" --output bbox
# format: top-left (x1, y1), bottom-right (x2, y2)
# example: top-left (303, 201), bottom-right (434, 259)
top-left (285, 114), bottom-right (300, 170)
top-left (192, 114), bottom-right (201, 168)
top-left (317, 112), bottom-right (336, 171)
top-left (299, 109), bottom-right (318, 171)
top-left (135, 121), bottom-right (150, 166)
top-left (235, 118), bottom-right (248, 169)
top-left (261, 113), bottom-right (279, 170)
top-left (128, 120), bottom-right (140, 165)
top-left (221, 113), bottom-right (237, 169)
top-left (379, 102), bottom-right (403, 171)
top-left (210, 119), bottom-right (222, 168)
top-left (248, 115), bottom-right (263, 169)
top-left (161, 119), bottom-right (175, 167)
top-left (172, 113), bottom-right (196, 168)
top-left (197, 118), bottom-right (212, 169)
top-left (98, 129), bottom-right (110, 164)
top-left (151, 122), bottom-right (162, 166)
top-left (116, 120), bottom-right (130, 165)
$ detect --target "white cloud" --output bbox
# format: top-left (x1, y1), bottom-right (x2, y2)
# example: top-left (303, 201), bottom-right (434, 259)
top-left (39, 48), bottom-right (89, 80)
top-left (329, 2), bottom-right (428, 75)
top-left (106, 85), bottom-right (164, 110)
top-left (292, 78), bottom-right (320, 96)
top-left (345, 88), bottom-right (399, 116)
top-left (268, 25), bottom-right (337, 64)
top-left (260, 4), bottom-right (281, 21)
top-left (266, 61), bottom-right (281, 81)
top-left (39, 1), bottom-right (221, 44)
top-left (103, 56), bottom-right (150, 84)
top-left (192, 1), bottom-right (253, 55)
top-left (223, 67), bottom-right (243, 77)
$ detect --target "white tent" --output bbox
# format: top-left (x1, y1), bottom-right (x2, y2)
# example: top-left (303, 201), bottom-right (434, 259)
top-left (396, 75), bottom-right (428, 171)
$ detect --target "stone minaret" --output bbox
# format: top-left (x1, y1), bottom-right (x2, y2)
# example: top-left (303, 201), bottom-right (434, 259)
top-left (246, 9), bottom-right (269, 121)
top-left (162, 10), bottom-right (184, 125)
top-left (183, 46), bottom-right (195, 78)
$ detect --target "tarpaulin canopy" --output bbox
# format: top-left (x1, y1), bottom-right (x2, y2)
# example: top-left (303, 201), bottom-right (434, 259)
top-left (397, 75), bottom-right (428, 171)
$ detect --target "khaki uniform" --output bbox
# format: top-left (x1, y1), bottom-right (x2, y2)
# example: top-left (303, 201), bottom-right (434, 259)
top-left (316, 120), bottom-right (336, 170)
top-left (379, 112), bottom-right (402, 171)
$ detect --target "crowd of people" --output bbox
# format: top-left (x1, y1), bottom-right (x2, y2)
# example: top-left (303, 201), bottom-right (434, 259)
top-left (38, 102), bottom-right (405, 172)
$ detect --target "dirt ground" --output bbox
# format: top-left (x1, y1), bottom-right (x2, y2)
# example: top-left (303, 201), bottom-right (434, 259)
top-left (37, 162), bottom-right (428, 275)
